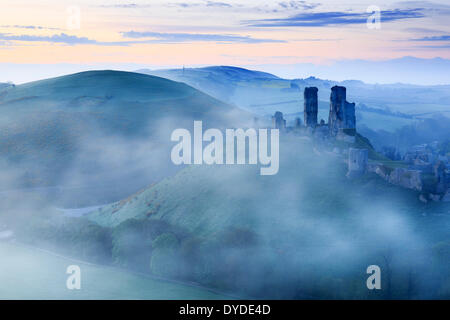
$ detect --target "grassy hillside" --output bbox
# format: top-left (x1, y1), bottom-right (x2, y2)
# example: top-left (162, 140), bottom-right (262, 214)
top-left (138, 66), bottom-right (279, 109)
top-left (0, 70), bottom-right (252, 205)
top-left (0, 70), bottom-right (247, 142)
top-left (140, 66), bottom-right (301, 117)
top-left (85, 135), bottom-right (450, 298)
top-left (87, 133), bottom-right (449, 246)
top-left (88, 135), bottom-right (423, 233)
top-left (0, 242), bottom-right (229, 299)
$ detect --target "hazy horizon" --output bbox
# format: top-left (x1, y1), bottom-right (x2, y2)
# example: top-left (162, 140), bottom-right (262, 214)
top-left (2, 56), bottom-right (450, 86)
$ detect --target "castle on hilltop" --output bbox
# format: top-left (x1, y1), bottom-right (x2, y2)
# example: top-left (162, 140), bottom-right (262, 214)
top-left (269, 85), bottom-right (449, 201)
top-left (304, 85), bottom-right (356, 136)
top-left (272, 85), bottom-right (356, 138)
top-left (271, 85), bottom-right (364, 178)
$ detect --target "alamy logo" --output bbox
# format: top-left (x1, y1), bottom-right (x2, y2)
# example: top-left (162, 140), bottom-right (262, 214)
top-left (170, 121), bottom-right (279, 175)
top-left (366, 265), bottom-right (381, 290)
top-left (66, 6), bottom-right (81, 30)
top-left (66, 265), bottom-right (81, 290)
top-left (366, 5), bottom-right (381, 29)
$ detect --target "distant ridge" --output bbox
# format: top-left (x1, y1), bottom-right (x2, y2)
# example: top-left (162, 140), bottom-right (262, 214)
top-left (137, 65), bottom-right (280, 81)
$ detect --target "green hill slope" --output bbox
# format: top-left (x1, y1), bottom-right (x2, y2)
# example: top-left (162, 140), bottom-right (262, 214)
top-left (0, 70), bottom-right (251, 204)
top-left (88, 135), bottom-right (422, 235)
top-left (138, 66), bottom-right (279, 108)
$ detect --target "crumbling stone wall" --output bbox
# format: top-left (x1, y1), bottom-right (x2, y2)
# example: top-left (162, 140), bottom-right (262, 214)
top-left (388, 168), bottom-right (422, 191)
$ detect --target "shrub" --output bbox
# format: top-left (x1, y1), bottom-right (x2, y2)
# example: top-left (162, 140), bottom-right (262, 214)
top-left (112, 218), bottom-right (171, 272)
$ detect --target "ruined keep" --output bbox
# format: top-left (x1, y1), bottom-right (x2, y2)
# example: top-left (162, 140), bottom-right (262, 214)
top-left (347, 148), bottom-right (368, 178)
top-left (272, 111), bottom-right (286, 130)
top-left (274, 86), bottom-right (358, 138)
top-left (328, 86), bottom-right (356, 136)
top-left (304, 87), bottom-right (318, 128)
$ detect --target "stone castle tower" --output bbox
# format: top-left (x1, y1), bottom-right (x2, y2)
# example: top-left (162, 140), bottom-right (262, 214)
top-left (272, 111), bottom-right (286, 130)
top-left (328, 86), bottom-right (356, 136)
top-left (304, 87), bottom-right (318, 128)
top-left (347, 148), bottom-right (368, 178)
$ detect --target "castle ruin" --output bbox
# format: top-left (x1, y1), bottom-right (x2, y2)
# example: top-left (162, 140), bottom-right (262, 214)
top-left (272, 85), bottom-right (356, 138)
top-left (268, 84), bottom-right (448, 199)
top-left (272, 111), bottom-right (286, 130)
top-left (347, 148), bottom-right (368, 179)
top-left (304, 87), bottom-right (318, 128)
top-left (328, 86), bottom-right (356, 136)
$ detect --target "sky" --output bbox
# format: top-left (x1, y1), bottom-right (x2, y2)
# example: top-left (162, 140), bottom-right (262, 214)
top-left (0, 0), bottom-right (450, 83)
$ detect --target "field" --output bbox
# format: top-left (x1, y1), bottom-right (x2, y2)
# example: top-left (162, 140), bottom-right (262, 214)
top-left (0, 242), bottom-right (229, 300)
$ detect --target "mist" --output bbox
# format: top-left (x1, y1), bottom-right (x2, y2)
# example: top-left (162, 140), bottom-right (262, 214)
top-left (81, 133), bottom-right (450, 299)
top-left (0, 72), bottom-right (448, 300)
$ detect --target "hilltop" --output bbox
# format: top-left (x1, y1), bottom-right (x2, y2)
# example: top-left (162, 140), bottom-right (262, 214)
top-left (0, 70), bottom-right (252, 204)
top-left (137, 66), bottom-right (279, 111)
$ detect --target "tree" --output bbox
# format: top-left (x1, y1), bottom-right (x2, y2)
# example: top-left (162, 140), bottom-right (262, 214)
top-left (150, 233), bottom-right (180, 278)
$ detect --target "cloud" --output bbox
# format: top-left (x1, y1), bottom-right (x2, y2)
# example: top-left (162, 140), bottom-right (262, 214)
top-left (0, 31), bottom-right (284, 46)
top-left (206, 1), bottom-right (232, 7)
top-left (167, 2), bottom-right (197, 8)
top-left (412, 38), bottom-right (450, 49)
top-left (410, 35), bottom-right (450, 48)
top-left (397, 1), bottom-right (450, 13)
top-left (411, 35), bottom-right (450, 41)
top-left (405, 27), bottom-right (446, 34)
top-left (121, 31), bottom-right (285, 43)
top-left (99, 1), bottom-right (318, 11)
top-left (278, 1), bottom-right (320, 10)
top-left (0, 33), bottom-right (99, 45)
top-left (0, 25), bottom-right (61, 31)
top-left (100, 4), bottom-right (141, 8)
top-left (166, 1), bottom-right (233, 8)
top-left (0, 40), bottom-right (12, 48)
top-left (0, 33), bottom-right (133, 46)
top-left (246, 8), bottom-right (425, 27)
top-left (416, 44), bottom-right (450, 48)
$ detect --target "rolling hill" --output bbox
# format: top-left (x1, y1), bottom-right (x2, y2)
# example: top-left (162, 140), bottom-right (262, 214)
top-left (136, 66), bottom-right (279, 108)
top-left (0, 70), bottom-right (252, 205)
